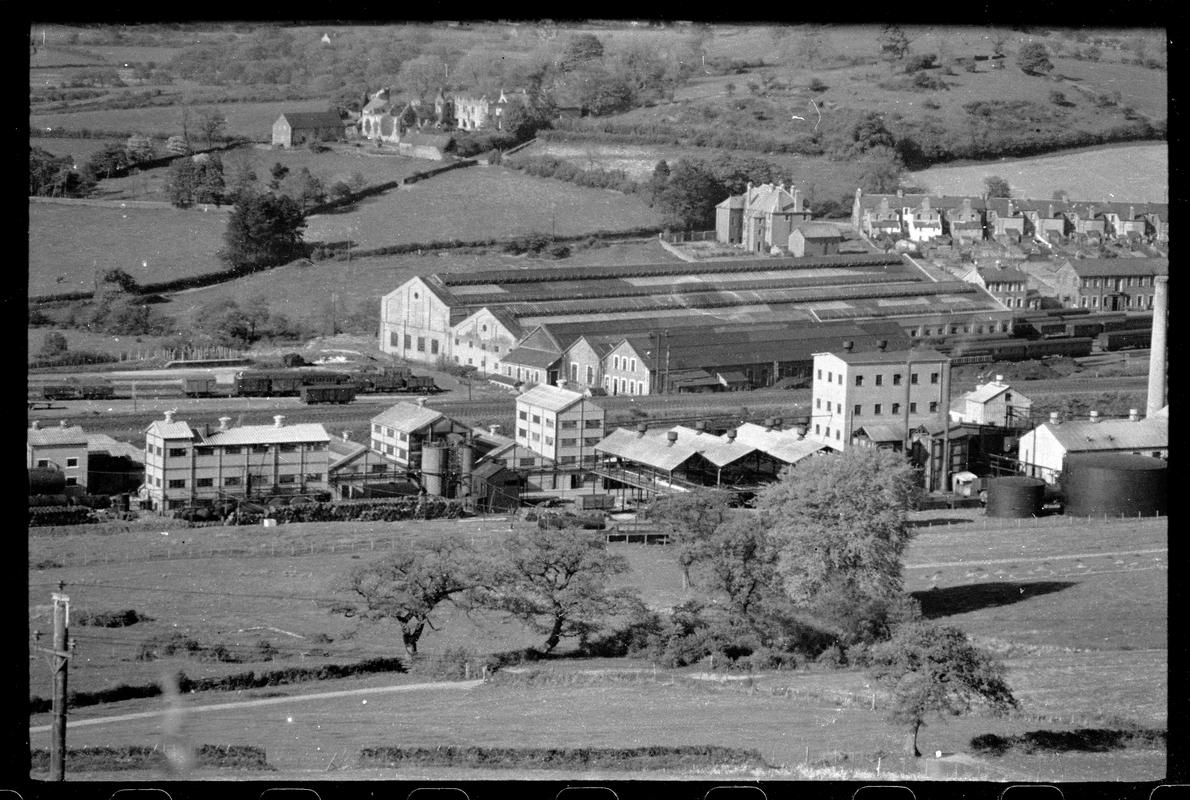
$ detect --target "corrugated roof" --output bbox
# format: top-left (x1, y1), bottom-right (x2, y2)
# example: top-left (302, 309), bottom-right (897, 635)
top-left (86, 434), bottom-right (142, 461)
top-left (202, 423), bottom-right (330, 446)
top-left (667, 426), bottom-right (754, 467)
top-left (517, 384), bottom-right (587, 413)
top-left (28, 425), bottom-right (88, 447)
top-left (1064, 258), bottom-right (1168, 277)
top-left (854, 424), bottom-right (906, 443)
top-left (594, 427), bottom-right (708, 472)
top-left (145, 420), bottom-right (195, 440)
top-left (1045, 418), bottom-right (1167, 453)
top-left (371, 402), bottom-right (444, 433)
top-left (328, 439), bottom-right (369, 470)
top-left (965, 380), bottom-right (1020, 404)
top-left (501, 346), bottom-right (562, 369)
top-left (730, 422), bottom-right (832, 464)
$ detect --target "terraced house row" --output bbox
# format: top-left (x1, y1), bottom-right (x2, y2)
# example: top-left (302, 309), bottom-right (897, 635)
top-left (379, 253), bottom-right (1015, 392)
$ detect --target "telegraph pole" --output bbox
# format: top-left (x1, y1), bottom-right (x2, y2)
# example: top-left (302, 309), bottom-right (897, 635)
top-left (37, 582), bottom-right (71, 781)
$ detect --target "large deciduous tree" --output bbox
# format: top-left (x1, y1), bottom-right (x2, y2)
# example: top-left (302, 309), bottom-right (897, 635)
top-left (1016, 43), bottom-right (1053, 76)
top-left (485, 528), bottom-right (635, 654)
top-left (656, 158), bottom-right (724, 230)
top-left (334, 535), bottom-right (482, 656)
top-left (219, 191), bottom-right (306, 272)
top-left (869, 622), bottom-right (1018, 756)
top-left (879, 25), bottom-right (911, 66)
top-left (646, 489), bottom-right (733, 588)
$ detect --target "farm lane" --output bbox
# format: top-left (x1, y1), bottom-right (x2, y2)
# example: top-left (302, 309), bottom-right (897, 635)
top-left (29, 678), bottom-right (484, 736)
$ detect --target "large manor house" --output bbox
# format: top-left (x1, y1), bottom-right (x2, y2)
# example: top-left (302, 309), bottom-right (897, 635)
top-left (356, 86), bottom-right (529, 144)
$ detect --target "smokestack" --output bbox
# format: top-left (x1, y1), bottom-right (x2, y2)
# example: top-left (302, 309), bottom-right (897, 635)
top-left (218, 416), bottom-right (231, 431)
top-left (1146, 275), bottom-right (1168, 418)
top-left (274, 415), bottom-right (286, 428)
top-left (1049, 411), bottom-right (1059, 426)
top-left (163, 410), bottom-right (174, 424)
top-left (1089, 410), bottom-right (1100, 424)
top-left (666, 430), bottom-right (678, 446)
top-left (1129, 409), bottom-right (1139, 422)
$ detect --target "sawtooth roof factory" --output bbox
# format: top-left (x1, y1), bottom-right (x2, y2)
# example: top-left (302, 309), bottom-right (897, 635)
top-left (379, 253), bottom-right (1015, 391)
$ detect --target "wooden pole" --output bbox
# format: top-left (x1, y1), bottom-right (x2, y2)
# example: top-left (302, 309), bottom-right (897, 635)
top-left (51, 582), bottom-right (70, 781)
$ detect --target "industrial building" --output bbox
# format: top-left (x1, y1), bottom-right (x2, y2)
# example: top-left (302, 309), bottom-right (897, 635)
top-left (379, 254), bottom-right (1014, 382)
top-left (142, 412), bottom-right (331, 513)
top-left (370, 400), bottom-right (473, 470)
top-left (809, 346), bottom-right (951, 450)
top-left (1017, 409), bottom-right (1169, 484)
top-left (949, 376), bottom-right (1033, 429)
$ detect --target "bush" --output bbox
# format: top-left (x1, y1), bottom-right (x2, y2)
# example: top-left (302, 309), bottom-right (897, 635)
top-left (27, 506), bottom-right (95, 527)
top-left (357, 744), bottom-right (769, 770)
top-left (30, 744), bottom-right (274, 772)
top-left (75, 609), bottom-right (152, 628)
top-left (808, 78), bottom-right (828, 92)
top-left (254, 638), bottom-right (279, 661)
top-left (813, 643), bottom-right (844, 669)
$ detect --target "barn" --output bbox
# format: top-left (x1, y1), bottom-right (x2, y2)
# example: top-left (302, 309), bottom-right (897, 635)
top-left (272, 111), bottom-right (344, 148)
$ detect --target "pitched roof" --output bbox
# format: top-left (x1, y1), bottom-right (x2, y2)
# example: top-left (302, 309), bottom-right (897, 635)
top-left (501, 346), bottom-right (562, 369)
top-left (28, 425), bottom-right (88, 447)
top-left (964, 380), bottom-right (1014, 404)
top-left (594, 427), bottom-right (708, 472)
top-left (371, 402), bottom-right (445, 433)
top-left (145, 420), bottom-right (195, 440)
top-left (202, 423), bottom-right (331, 446)
top-left (792, 222), bottom-right (844, 240)
top-left (279, 111), bottom-right (343, 129)
top-left (517, 384), bottom-right (587, 413)
top-left (86, 433), bottom-right (142, 461)
top-left (976, 267), bottom-right (1030, 284)
top-left (328, 439), bottom-right (370, 470)
top-left (1064, 258), bottom-right (1168, 277)
top-left (716, 195), bottom-right (747, 209)
top-left (854, 424), bottom-right (906, 443)
top-left (731, 422), bottom-right (832, 464)
top-left (820, 347), bottom-right (948, 365)
top-left (402, 131), bottom-right (454, 148)
top-left (1043, 418), bottom-right (1167, 453)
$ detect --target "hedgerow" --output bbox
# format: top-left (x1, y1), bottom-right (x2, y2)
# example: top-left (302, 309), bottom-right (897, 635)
top-left (30, 744), bottom-right (273, 772)
top-left (357, 744), bottom-right (771, 770)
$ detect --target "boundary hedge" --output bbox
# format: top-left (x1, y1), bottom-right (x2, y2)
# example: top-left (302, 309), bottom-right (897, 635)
top-left (30, 744), bottom-right (273, 772)
top-left (357, 744), bottom-right (771, 770)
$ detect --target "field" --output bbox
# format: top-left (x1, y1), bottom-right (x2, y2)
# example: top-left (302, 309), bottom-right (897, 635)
top-left (303, 166), bottom-right (665, 249)
top-left (29, 136), bottom-right (129, 162)
top-left (30, 99), bottom-right (337, 139)
top-left (907, 142), bottom-right (1168, 202)
top-left (27, 514), bottom-right (1166, 780)
top-left (28, 201), bottom-right (229, 296)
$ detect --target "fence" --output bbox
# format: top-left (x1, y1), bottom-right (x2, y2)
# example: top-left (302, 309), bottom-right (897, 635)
top-left (661, 230), bottom-right (716, 244)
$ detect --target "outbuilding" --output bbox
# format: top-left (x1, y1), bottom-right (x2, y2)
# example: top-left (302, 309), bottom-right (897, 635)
top-left (272, 111), bottom-right (344, 148)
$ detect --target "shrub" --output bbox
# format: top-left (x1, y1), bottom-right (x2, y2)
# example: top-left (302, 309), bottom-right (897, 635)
top-left (808, 77), bottom-right (828, 92)
top-left (254, 639), bottom-right (279, 661)
top-left (921, 98), bottom-right (941, 110)
top-left (27, 506), bottom-right (94, 527)
top-left (813, 643), bottom-right (844, 669)
top-left (547, 243), bottom-right (571, 259)
top-left (75, 609), bottom-right (152, 628)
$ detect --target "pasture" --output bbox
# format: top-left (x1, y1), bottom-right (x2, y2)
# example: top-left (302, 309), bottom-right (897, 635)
top-left (31, 99), bottom-right (337, 139)
top-left (303, 166), bottom-right (665, 249)
top-left (29, 137), bottom-right (129, 162)
top-left (906, 142), bottom-right (1168, 202)
top-left (28, 201), bottom-right (228, 297)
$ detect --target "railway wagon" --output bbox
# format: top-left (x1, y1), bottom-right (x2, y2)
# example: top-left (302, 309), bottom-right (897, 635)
top-left (233, 369), bottom-right (352, 397)
top-left (41, 381), bottom-right (115, 400)
top-left (300, 384), bottom-right (357, 404)
top-left (182, 376), bottom-right (220, 397)
top-left (403, 375), bottom-right (439, 392)
top-left (1097, 328), bottom-right (1151, 351)
top-left (1023, 336), bottom-right (1092, 359)
top-left (41, 383), bottom-right (79, 401)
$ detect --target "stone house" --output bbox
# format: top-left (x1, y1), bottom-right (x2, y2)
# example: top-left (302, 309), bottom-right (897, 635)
top-left (716, 182), bottom-right (811, 252)
top-left (454, 88), bottom-right (528, 131)
top-left (903, 196), bottom-right (944, 242)
top-left (603, 338), bottom-right (654, 396)
top-left (451, 308), bottom-right (523, 376)
top-left (788, 222), bottom-right (843, 257)
top-left (271, 111), bottom-right (344, 148)
top-left (1051, 258), bottom-right (1167, 311)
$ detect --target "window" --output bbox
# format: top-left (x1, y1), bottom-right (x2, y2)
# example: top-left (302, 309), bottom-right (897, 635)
top-left (404, 334), bottom-right (412, 350)
top-left (892, 402), bottom-right (900, 414)
top-left (629, 381), bottom-right (636, 395)
top-left (305, 473), bottom-right (324, 483)
top-left (65, 477), bottom-right (78, 486)
top-left (251, 444), bottom-right (269, 454)
top-left (279, 444), bottom-right (297, 453)
top-left (824, 426), bottom-right (830, 437)
top-left (911, 373), bottom-right (919, 385)
top-left (545, 418), bottom-right (554, 428)
top-left (35, 459), bottom-right (49, 468)
top-left (585, 419), bottom-right (601, 428)
top-left (1092, 296), bottom-right (1099, 307)
top-left (836, 430), bottom-right (841, 440)
top-left (391, 332), bottom-right (401, 347)
top-left (371, 464), bottom-right (387, 474)
top-left (816, 397), bottom-right (822, 409)
top-left (225, 446), bottom-right (242, 455)
top-left (519, 457), bottom-right (536, 467)
top-left (479, 343), bottom-right (486, 352)
top-left (561, 420), bottom-right (577, 429)
top-left (560, 455), bottom-right (576, 465)
top-left (910, 402), bottom-right (918, 413)
top-left (65, 457), bottom-right (78, 468)
top-left (1080, 296), bottom-right (1088, 308)
top-left (855, 375), bottom-right (863, 387)
top-left (196, 447), bottom-right (214, 457)
top-left (630, 358), bottom-right (636, 372)
top-left (838, 374), bottom-right (843, 385)
top-left (467, 358), bottom-right (473, 365)
top-left (544, 436), bottom-right (554, 446)
top-left (893, 374), bottom-right (902, 386)
top-left (826, 401), bottom-right (832, 412)
top-left (561, 438), bottom-right (577, 447)
top-left (827, 371), bottom-right (832, 383)
top-left (584, 436), bottom-right (600, 446)
top-left (155, 446), bottom-right (163, 455)
top-left (398, 432), bottom-right (408, 442)
top-left (814, 424), bottom-right (821, 435)
top-left (929, 401), bottom-right (939, 412)
top-left (455, 337), bottom-right (460, 346)
top-left (431, 339), bottom-right (439, 355)
top-left (874, 404), bottom-right (882, 415)
top-left (224, 476), bottom-right (241, 486)
top-left (154, 477), bottom-right (161, 487)
top-left (517, 427), bottom-right (527, 438)
top-left (531, 414), bottom-right (541, 424)
top-left (854, 404), bottom-right (862, 416)
top-left (817, 369), bottom-right (822, 380)
top-left (417, 337), bottom-right (426, 352)
top-left (279, 474), bottom-right (296, 484)
top-left (875, 374), bottom-right (883, 386)
top-left (930, 372), bottom-right (939, 385)
top-left (197, 478), bottom-right (213, 487)
top-left (518, 410), bottom-right (527, 420)
top-left (586, 365), bottom-right (594, 384)
top-left (570, 363), bottom-right (578, 381)
top-left (168, 499), bottom-right (186, 510)
top-left (1005, 393), bottom-right (1013, 402)
top-left (397, 448), bottom-right (407, 460)
top-left (385, 444), bottom-right (394, 455)
top-left (950, 326), bottom-right (958, 335)
top-left (372, 423), bottom-right (382, 434)
top-left (614, 356), bottom-right (620, 370)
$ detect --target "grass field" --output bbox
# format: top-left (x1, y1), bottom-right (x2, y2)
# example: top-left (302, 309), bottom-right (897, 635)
top-left (28, 201), bottom-right (229, 296)
top-left (907, 142), bottom-right (1167, 202)
top-left (29, 136), bottom-right (129, 162)
top-left (303, 166), bottom-right (665, 249)
top-left (31, 99), bottom-right (336, 138)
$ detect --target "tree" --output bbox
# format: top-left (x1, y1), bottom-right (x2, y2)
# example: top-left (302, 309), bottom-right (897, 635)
top-left (485, 528), bottom-right (635, 654)
top-left (1017, 42), bottom-right (1053, 76)
top-left (219, 191), bottom-right (307, 272)
top-left (562, 32), bottom-right (604, 68)
top-left (196, 108), bottom-right (228, 147)
top-left (648, 159), bottom-right (671, 205)
top-left (86, 143), bottom-right (131, 180)
top-left (100, 268), bottom-right (139, 293)
top-left (398, 53), bottom-right (447, 100)
top-left (281, 167), bottom-right (326, 211)
top-left (758, 446), bottom-right (920, 608)
top-left (125, 134), bottom-right (156, 163)
top-left (334, 535), bottom-right (482, 656)
top-left (983, 175), bottom-right (1011, 199)
top-left (687, 516), bottom-right (784, 634)
top-left (879, 25), bottom-right (911, 66)
top-left (869, 622), bottom-right (1018, 756)
top-left (224, 151), bottom-right (258, 202)
top-left (844, 112), bottom-right (897, 159)
top-left (656, 158), bottom-right (723, 230)
top-left (268, 162), bottom-right (289, 192)
top-left (164, 157), bottom-right (199, 207)
top-left (501, 101), bottom-right (550, 142)
top-left (646, 488), bottom-right (732, 588)
top-left (194, 155), bottom-right (226, 205)
top-left (857, 146), bottom-right (906, 194)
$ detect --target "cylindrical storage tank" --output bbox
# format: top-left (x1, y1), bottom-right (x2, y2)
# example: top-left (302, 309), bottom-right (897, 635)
top-left (421, 444), bottom-right (446, 497)
top-left (1063, 454), bottom-right (1167, 517)
top-left (117, 493), bottom-right (131, 512)
top-left (986, 476), bottom-right (1046, 518)
top-left (28, 468), bottom-right (66, 496)
top-left (458, 445), bottom-right (473, 498)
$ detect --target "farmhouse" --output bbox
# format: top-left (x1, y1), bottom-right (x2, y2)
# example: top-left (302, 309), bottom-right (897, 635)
top-left (1018, 409), bottom-right (1168, 484)
top-left (1051, 257), bottom-right (1167, 311)
top-left (28, 420), bottom-right (88, 492)
top-left (271, 111), bottom-right (344, 148)
top-left (379, 255), bottom-right (1013, 381)
top-left (141, 411), bottom-right (331, 513)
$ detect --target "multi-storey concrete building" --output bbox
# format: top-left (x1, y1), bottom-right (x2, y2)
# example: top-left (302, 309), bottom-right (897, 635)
top-left (369, 401), bottom-right (472, 470)
top-left (808, 346), bottom-right (950, 450)
top-left (142, 412), bottom-right (330, 513)
top-left (515, 384), bottom-right (605, 466)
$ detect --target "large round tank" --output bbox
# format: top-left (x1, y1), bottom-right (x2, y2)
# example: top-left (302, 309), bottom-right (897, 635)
top-left (28, 467), bottom-right (66, 496)
top-left (1063, 454), bottom-right (1167, 517)
top-left (421, 444), bottom-right (446, 497)
top-left (986, 476), bottom-right (1045, 518)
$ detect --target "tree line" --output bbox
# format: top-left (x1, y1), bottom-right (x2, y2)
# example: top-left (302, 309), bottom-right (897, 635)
top-left (336, 447), bottom-right (1017, 756)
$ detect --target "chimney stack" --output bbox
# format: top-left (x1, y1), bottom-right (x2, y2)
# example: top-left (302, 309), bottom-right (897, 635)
top-left (764, 418), bottom-right (775, 431)
top-left (666, 430), bottom-right (678, 446)
top-left (1129, 408), bottom-right (1139, 422)
top-left (488, 424), bottom-right (501, 436)
top-left (1049, 411), bottom-right (1060, 426)
top-left (31, 420), bottom-right (40, 430)
top-left (773, 417), bottom-right (783, 429)
top-left (1146, 275), bottom-right (1168, 418)
top-left (555, 378), bottom-right (567, 389)
top-left (163, 410), bottom-right (174, 424)
top-left (637, 423), bottom-right (647, 438)
top-left (995, 374), bottom-right (1004, 383)
top-left (218, 416), bottom-right (231, 432)
top-left (342, 430), bottom-right (352, 441)
top-left (725, 429), bottom-right (737, 443)
top-left (1089, 410), bottom-right (1100, 424)
top-left (274, 415), bottom-right (286, 428)
top-left (695, 420), bottom-right (706, 435)
top-left (416, 396), bottom-right (427, 407)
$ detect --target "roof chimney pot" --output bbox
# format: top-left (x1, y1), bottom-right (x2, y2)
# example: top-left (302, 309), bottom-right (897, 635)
top-left (695, 420), bottom-right (706, 434)
top-left (1049, 411), bottom-right (1059, 426)
top-left (843, 340), bottom-right (854, 352)
top-left (60, 419), bottom-right (68, 428)
top-left (773, 417), bottom-right (783, 428)
top-left (163, 410), bottom-right (174, 424)
top-left (637, 423), bottom-right (647, 438)
top-left (666, 430), bottom-right (678, 446)
top-left (218, 416), bottom-right (231, 431)
top-left (342, 430), bottom-right (352, 441)
top-left (488, 424), bottom-right (501, 436)
top-left (274, 415), bottom-right (285, 428)
top-left (1129, 408), bottom-right (1139, 422)
top-left (1089, 410), bottom-right (1100, 424)
top-left (995, 374), bottom-right (1004, 383)
top-left (725, 429), bottom-right (737, 442)
top-left (31, 420), bottom-right (40, 430)
top-left (877, 339), bottom-right (888, 351)
top-left (764, 418), bottom-right (775, 431)
top-left (416, 396), bottom-right (427, 407)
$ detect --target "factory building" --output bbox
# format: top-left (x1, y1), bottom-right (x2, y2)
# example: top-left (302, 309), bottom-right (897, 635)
top-left (369, 400), bottom-right (473, 470)
top-left (379, 255), bottom-right (1013, 379)
top-left (515, 384), bottom-right (605, 466)
top-left (949, 375), bottom-right (1033, 429)
top-left (809, 346), bottom-right (951, 451)
top-left (142, 412), bottom-right (331, 513)
top-left (1018, 409), bottom-right (1169, 484)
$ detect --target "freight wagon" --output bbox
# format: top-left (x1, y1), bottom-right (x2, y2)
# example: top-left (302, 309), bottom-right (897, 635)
top-left (41, 380), bottom-right (115, 400)
top-left (300, 384), bottom-right (357, 404)
top-left (232, 370), bottom-right (353, 397)
top-left (182, 376), bottom-right (221, 397)
top-left (1097, 328), bottom-right (1151, 351)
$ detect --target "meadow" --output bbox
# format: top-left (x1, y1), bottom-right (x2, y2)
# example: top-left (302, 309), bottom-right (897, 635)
top-left (30, 99), bottom-right (337, 139)
top-left (27, 513), bottom-right (1165, 781)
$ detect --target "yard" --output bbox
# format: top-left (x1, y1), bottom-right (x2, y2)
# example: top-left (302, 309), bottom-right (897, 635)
top-left (302, 166), bottom-right (666, 250)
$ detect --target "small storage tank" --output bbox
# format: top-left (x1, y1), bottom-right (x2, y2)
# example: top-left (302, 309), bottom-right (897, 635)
top-left (421, 444), bottom-right (446, 497)
top-left (986, 476), bottom-right (1046, 518)
top-left (1062, 454), bottom-right (1167, 517)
